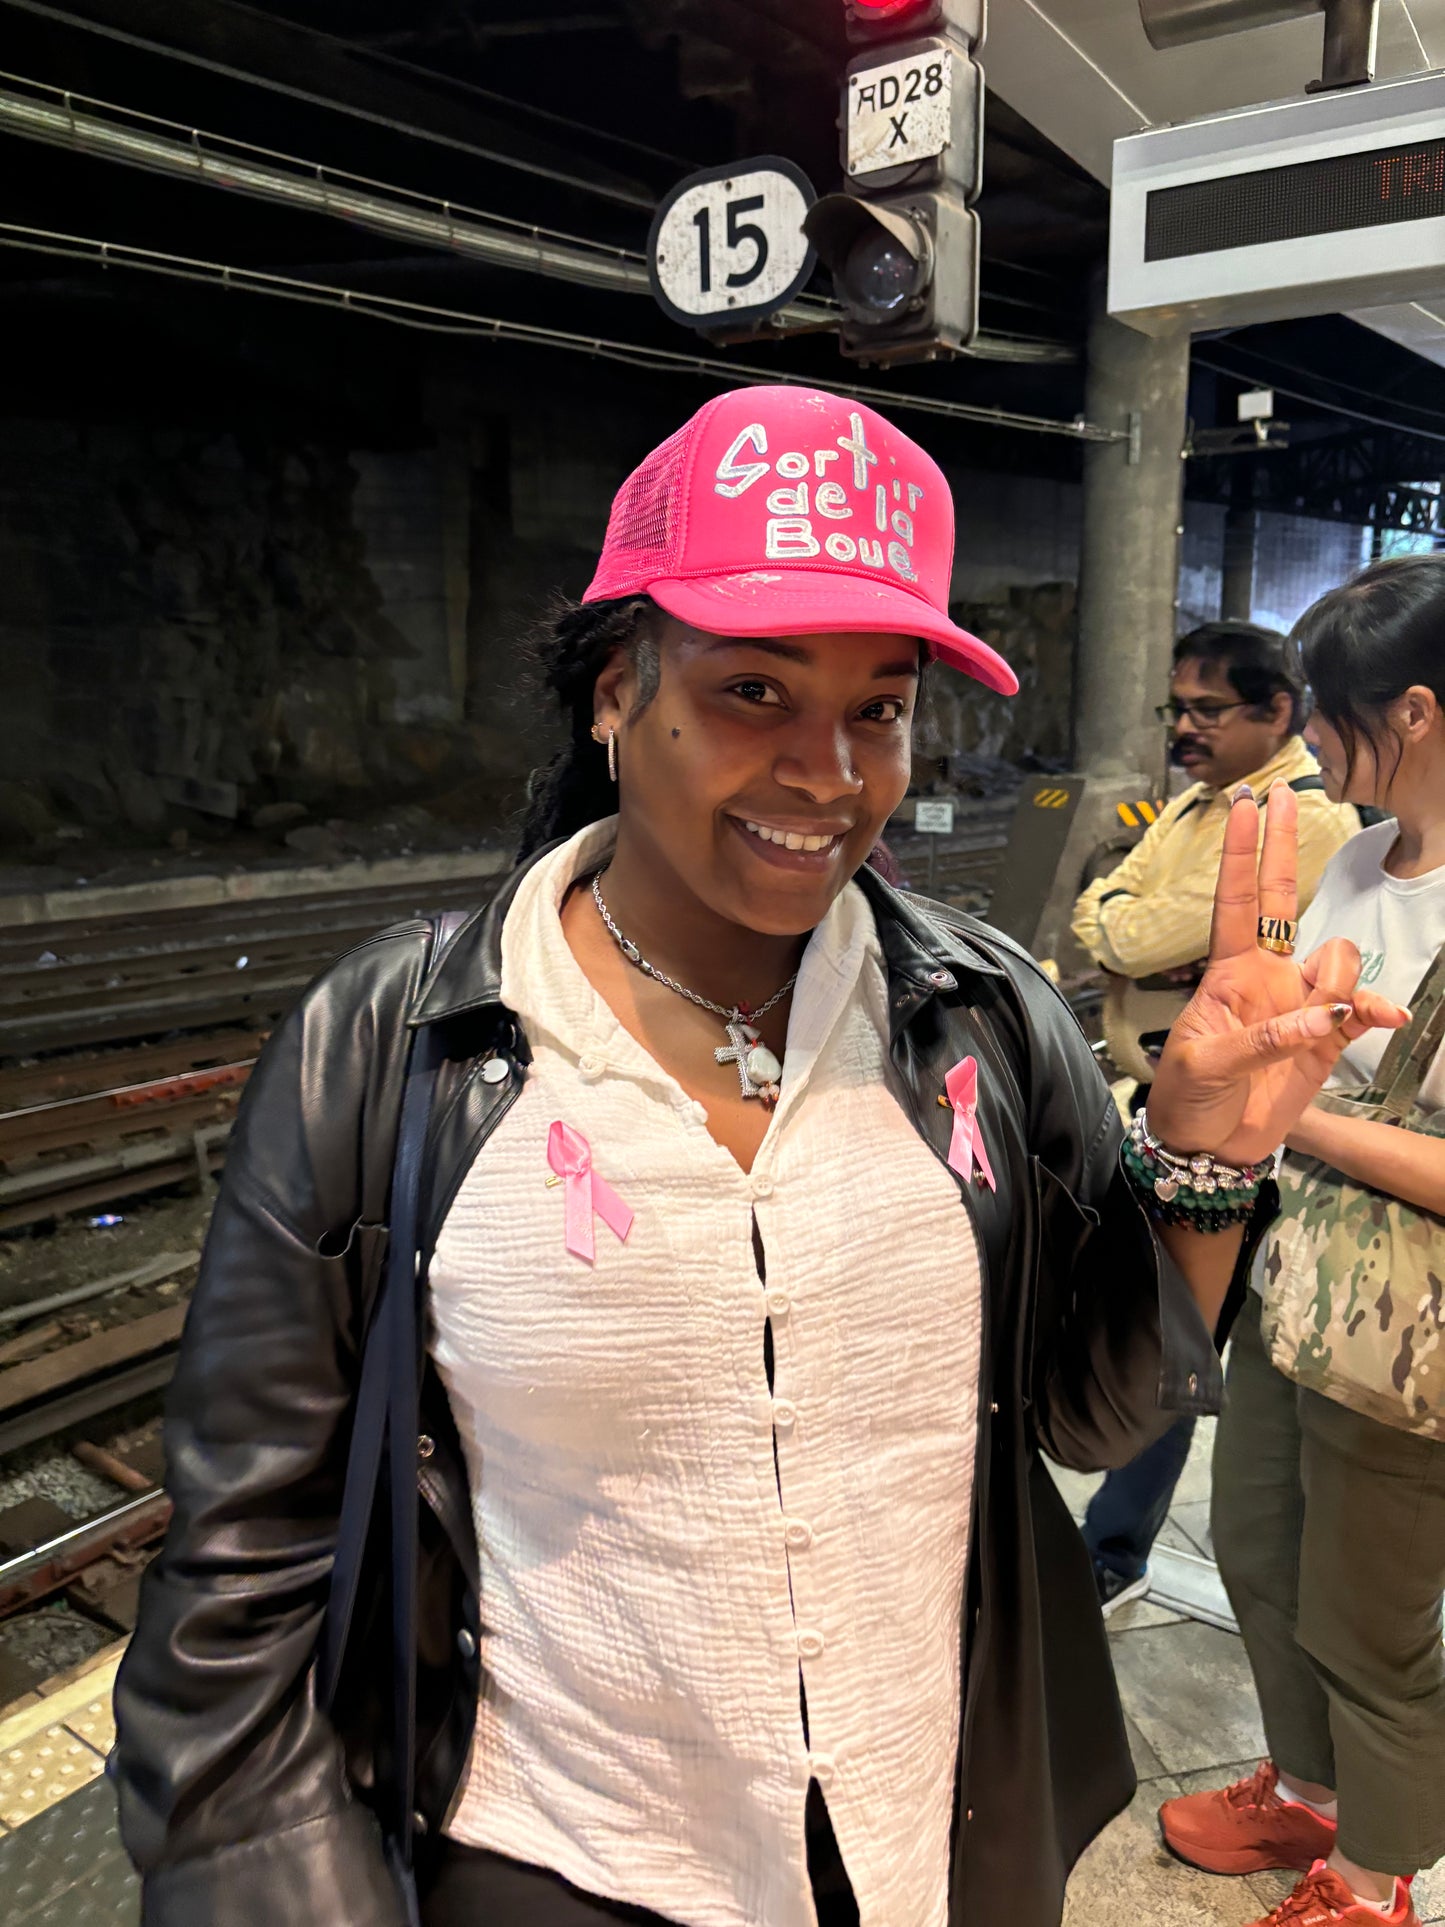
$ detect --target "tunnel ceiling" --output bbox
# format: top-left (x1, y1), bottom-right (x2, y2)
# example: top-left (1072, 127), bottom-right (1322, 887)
top-left (0, 0), bottom-right (1442, 509)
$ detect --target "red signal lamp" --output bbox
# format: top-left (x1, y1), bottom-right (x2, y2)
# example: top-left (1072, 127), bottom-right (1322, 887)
top-left (846, 0), bottom-right (931, 19)
top-left (844, 0), bottom-right (981, 45)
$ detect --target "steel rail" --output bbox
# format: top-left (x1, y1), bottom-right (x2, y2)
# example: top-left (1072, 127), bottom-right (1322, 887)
top-left (0, 1251), bottom-right (196, 1331)
top-left (0, 1488), bottom-right (172, 1615)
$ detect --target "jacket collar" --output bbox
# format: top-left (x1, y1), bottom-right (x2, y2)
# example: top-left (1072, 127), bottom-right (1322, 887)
top-left (411, 836), bottom-right (1004, 1029)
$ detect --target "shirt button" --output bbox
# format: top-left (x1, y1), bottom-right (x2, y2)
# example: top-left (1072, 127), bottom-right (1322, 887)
top-left (1187, 1372), bottom-right (1199, 1395)
top-left (783, 1518), bottom-right (813, 1550)
top-left (579, 1055), bottom-right (606, 1083)
top-left (797, 1629), bottom-right (825, 1660)
top-left (771, 1398), bottom-right (797, 1432)
top-left (417, 1434), bottom-right (435, 1460)
top-left (456, 1628), bottom-right (477, 1660)
top-left (766, 1290), bottom-right (791, 1319)
top-left (810, 1754), bottom-right (837, 1788)
top-left (752, 1175), bottom-right (775, 1199)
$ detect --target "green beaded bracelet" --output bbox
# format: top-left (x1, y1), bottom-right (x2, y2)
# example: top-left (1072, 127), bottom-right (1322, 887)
top-left (1123, 1134), bottom-right (1264, 1232)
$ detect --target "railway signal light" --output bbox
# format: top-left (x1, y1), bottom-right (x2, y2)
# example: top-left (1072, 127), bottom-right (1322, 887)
top-left (809, 0), bottom-right (984, 366)
top-left (844, 0), bottom-right (983, 42)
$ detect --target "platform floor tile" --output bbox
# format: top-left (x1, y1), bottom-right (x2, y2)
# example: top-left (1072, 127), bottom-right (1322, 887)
top-left (0, 1776), bottom-right (137, 1926)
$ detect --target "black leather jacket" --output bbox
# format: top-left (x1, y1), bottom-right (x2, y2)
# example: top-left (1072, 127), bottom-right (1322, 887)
top-left (113, 855), bottom-right (1257, 1927)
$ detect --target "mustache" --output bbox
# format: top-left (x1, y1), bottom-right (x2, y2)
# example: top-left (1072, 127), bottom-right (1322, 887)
top-left (1170, 736), bottom-right (1208, 763)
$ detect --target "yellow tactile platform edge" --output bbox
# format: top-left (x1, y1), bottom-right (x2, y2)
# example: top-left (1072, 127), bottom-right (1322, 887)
top-left (0, 1639), bottom-right (126, 1835)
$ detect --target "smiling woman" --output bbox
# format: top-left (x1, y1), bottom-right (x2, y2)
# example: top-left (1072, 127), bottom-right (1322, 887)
top-left (109, 385), bottom-right (1404, 1927)
top-left (538, 614), bottom-right (925, 1157)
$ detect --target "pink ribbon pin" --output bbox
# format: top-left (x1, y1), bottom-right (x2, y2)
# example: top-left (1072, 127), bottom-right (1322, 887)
top-left (547, 1120), bottom-right (634, 1263)
top-left (944, 1057), bottom-right (996, 1192)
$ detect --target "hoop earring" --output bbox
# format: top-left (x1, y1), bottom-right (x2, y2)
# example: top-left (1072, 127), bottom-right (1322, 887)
top-left (607, 729), bottom-right (618, 783)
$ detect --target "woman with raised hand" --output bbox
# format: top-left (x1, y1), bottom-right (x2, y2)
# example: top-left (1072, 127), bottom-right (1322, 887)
top-left (1163, 554), bottom-right (1445, 1927)
top-left (111, 385), bottom-right (1404, 1927)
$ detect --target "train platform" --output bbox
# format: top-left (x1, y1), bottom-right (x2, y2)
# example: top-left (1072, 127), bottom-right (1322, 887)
top-left (0, 1640), bottom-right (131, 1924)
top-left (2, 1429), bottom-right (1440, 1927)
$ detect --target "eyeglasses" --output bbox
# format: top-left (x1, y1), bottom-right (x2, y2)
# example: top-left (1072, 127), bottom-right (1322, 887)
top-left (1155, 699), bottom-right (1252, 730)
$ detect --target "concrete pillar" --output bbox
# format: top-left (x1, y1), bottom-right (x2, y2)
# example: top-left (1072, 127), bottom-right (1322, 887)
top-left (1221, 508), bottom-right (1259, 620)
top-left (995, 272), bottom-right (1189, 969)
top-left (1221, 463), bottom-right (1258, 622)
top-left (1073, 272), bottom-right (1190, 783)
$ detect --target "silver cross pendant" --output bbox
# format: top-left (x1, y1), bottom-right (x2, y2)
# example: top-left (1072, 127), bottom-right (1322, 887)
top-left (715, 1017), bottom-right (781, 1106)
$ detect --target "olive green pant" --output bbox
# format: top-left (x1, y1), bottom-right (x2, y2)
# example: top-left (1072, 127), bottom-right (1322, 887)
top-left (1211, 1293), bottom-right (1445, 1873)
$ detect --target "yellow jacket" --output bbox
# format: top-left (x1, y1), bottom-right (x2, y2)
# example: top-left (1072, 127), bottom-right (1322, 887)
top-left (1071, 737), bottom-right (1359, 979)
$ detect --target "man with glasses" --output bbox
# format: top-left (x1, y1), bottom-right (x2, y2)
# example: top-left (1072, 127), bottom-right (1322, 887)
top-left (1070, 619), bottom-right (1359, 1617)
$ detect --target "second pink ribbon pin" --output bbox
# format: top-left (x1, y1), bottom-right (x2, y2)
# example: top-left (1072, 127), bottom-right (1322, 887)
top-left (943, 1056), bottom-right (997, 1192)
top-left (547, 1120), bottom-right (635, 1263)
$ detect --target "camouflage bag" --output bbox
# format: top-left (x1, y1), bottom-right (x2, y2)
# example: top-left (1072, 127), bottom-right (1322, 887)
top-left (1260, 949), bottom-right (1445, 1439)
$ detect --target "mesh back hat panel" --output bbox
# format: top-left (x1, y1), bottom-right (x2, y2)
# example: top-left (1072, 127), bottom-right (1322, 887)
top-left (584, 386), bottom-right (1018, 696)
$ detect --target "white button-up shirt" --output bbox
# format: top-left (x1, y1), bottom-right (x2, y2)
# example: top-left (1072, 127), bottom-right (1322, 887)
top-left (430, 820), bottom-right (983, 1927)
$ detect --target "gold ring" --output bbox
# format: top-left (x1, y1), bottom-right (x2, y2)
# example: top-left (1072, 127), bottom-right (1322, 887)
top-left (1257, 917), bottom-right (1298, 956)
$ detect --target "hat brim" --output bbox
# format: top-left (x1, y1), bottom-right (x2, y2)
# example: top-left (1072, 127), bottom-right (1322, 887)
top-left (646, 571), bottom-right (1019, 697)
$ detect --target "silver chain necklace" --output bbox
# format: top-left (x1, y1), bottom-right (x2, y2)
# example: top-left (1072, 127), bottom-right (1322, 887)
top-left (590, 870), bottom-right (795, 1105)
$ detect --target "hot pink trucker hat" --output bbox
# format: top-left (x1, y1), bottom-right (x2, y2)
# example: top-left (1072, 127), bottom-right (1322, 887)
top-left (583, 385), bottom-right (1019, 696)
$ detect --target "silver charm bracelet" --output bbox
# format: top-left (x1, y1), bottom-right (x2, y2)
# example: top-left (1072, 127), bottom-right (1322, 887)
top-left (1124, 1108), bottom-right (1277, 1228)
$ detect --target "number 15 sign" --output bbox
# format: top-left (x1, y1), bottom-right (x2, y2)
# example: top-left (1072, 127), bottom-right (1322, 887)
top-left (648, 157), bottom-right (816, 332)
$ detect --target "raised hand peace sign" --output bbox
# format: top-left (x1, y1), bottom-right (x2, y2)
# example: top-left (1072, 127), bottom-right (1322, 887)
top-left (1146, 782), bottom-right (1408, 1168)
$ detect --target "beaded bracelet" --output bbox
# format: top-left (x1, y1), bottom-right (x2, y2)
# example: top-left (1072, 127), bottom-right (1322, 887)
top-left (1123, 1109), bottom-right (1276, 1232)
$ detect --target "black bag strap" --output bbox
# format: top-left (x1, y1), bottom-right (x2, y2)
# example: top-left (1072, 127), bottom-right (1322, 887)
top-left (317, 907), bottom-right (469, 1921)
top-left (1288, 774), bottom-right (1325, 795)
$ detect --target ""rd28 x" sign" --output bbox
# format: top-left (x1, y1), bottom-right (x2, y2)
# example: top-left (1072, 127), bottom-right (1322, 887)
top-left (847, 48), bottom-right (953, 178)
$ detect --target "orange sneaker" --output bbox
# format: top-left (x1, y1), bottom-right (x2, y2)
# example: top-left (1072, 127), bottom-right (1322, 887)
top-left (1243, 1859), bottom-right (1419, 1925)
top-left (1159, 1761), bottom-right (1337, 1874)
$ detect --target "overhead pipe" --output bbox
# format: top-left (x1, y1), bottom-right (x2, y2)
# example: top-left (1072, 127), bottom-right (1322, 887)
top-left (0, 78), bottom-right (1071, 360)
top-left (0, 82), bottom-right (660, 297)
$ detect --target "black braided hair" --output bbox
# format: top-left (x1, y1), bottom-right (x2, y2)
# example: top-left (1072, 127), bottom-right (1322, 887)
top-left (514, 594), bottom-right (661, 863)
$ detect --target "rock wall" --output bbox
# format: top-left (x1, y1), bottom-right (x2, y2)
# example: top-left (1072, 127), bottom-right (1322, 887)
top-left (0, 353), bottom-right (1373, 858)
top-left (935, 580), bottom-right (1076, 767)
top-left (0, 418), bottom-right (481, 846)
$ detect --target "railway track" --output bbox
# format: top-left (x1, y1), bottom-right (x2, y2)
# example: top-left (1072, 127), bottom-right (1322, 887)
top-left (890, 793), bottom-right (1015, 907)
top-left (0, 810), bottom-right (1017, 1233)
top-left (0, 1252), bottom-right (198, 1643)
top-left (0, 863), bottom-right (508, 1229)
top-left (0, 868), bottom-right (507, 1056)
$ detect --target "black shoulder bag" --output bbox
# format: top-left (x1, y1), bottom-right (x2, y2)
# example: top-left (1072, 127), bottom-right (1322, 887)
top-left (318, 908), bottom-right (468, 1927)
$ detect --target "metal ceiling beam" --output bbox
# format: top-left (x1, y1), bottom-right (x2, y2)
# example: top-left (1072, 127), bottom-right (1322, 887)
top-left (1188, 422), bottom-right (1445, 530)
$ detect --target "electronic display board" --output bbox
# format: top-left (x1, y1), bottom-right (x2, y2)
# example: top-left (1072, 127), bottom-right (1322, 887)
top-left (1145, 135), bottom-right (1445, 261)
top-left (1109, 72), bottom-right (1445, 337)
